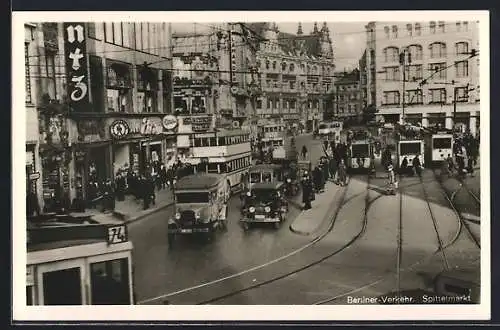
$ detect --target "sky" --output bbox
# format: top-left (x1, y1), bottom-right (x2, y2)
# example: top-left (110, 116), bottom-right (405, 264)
top-left (171, 22), bottom-right (367, 71)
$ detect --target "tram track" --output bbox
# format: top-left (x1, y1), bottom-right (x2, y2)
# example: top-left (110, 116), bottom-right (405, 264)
top-left (314, 172), bottom-right (463, 305)
top-left (138, 176), bottom-right (359, 304)
top-left (195, 174), bottom-right (375, 305)
top-left (432, 169), bottom-right (481, 249)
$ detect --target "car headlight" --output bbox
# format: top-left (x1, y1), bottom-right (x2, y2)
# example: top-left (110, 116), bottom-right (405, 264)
top-left (287, 178), bottom-right (291, 183)
top-left (195, 211), bottom-right (201, 219)
top-left (265, 206), bottom-right (271, 213)
top-left (249, 206), bottom-right (255, 213)
top-left (175, 212), bottom-right (181, 219)
top-left (246, 191), bottom-right (251, 197)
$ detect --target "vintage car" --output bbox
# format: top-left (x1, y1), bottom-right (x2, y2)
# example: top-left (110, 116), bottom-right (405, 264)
top-left (167, 174), bottom-right (229, 246)
top-left (240, 182), bottom-right (288, 230)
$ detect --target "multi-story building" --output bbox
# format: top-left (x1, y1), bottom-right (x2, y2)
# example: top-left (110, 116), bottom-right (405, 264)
top-left (27, 22), bottom-right (173, 210)
top-left (333, 69), bottom-right (362, 119)
top-left (250, 22), bottom-right (335, 132)
top-left (359, 49), bottom-right (368, 113)
top-left (365, 21), bottom-right (480, 134)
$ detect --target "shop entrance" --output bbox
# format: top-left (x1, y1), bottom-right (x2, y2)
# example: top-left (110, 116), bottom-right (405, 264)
top-left (141, 141), bottom-right (162, 173)
top-left (87, 146), bottom-right (108, 183)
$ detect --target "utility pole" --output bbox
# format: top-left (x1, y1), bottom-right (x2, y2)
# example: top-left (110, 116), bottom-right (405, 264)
top-left (399, 49), bottom-right (409, 125)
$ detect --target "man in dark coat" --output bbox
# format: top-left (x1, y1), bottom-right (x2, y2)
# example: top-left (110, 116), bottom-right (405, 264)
top-left (301, 173), bottom-right (313, 210)
top-left (412, 155), bottom-right (422, 178)
top-left (115, 172), bottom-right (126, 201)
top-left (159, 164), bottom-right (168, 189)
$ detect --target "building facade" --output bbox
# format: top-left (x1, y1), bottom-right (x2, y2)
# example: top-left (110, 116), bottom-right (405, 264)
top-left (27, 22), bottom-right (174, 210)
top-left (365, 21), bottom-right (480, 134)
top-left (333, 69), bottom-right (362, 120)
top-left (251, 22), bottom-right (335, 132)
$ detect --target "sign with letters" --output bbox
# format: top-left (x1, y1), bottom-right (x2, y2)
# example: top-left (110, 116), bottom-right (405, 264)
top-left (63, 23), bottom-right (89, 112)
top-left (107, 225), bottom-right (128, 245)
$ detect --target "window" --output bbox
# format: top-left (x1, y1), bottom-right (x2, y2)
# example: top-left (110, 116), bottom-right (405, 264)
top-left (176, 192), bottom-right (209, 203)
top-left (463, 21), bottom-right (468, 31)
top-left (383, 91), bottom-right (400, 105)
top-left (455, 42), bottom-right (469, 55)
top-left (438, 21), bottom-right (445, 33)
top-left (289, 80), bottom-right (295, 89)
top-left (383, 47), bottom-right (399, 63)
top-left (392, 25), bottom-right (398, 38)
top-left (282, 62), bottom-right (287, 71)
top-left (90, 258), bottom-right (130, 305)
top-left (430, 21), bottom-right (436, 34)
top-left (408, 44), bottom-right (423, 61)
top-left (135, 23), bottom-right (142, 50)
top-left (289, 63), bottom-right (295, 72)
top-left (25, 43), bottom-right (31, 103)
top-left (456, 87), bottom-right (469, 102)
top-left (407, 24), bottom-right (412, 36)
top-left (272, 61), bottom-right (277, 70)
top-left (428, 62), bottom-right (447, 79)
top-left (105, 23), bottom-right (114, 43)
top-left (456, 21), bottom-right (461, 32)
top-left (405, 89), bottom-right (423, 104)
top-left (290, 99), bottom-right (296, 109)
top-left (256, 99), bottom-right (262, 109)
top-left (267, 98), bottom-right (272, 109)
top-left (430, 42), bottom-right (446, 58)
top-left (430, 88), bottom-right (446, 103)
top-left (455, 60), bottom-right (469, 77)
top-left (405, 65), bottom-right (423, 80)
top-left (114, 23), bottom-right (123, 45)
top-left (44, 51), bottom-right (57, 99)
top-left (415, 23), bottom-right (421, 36)
top-left (384, 26), bottom-right (390, 39)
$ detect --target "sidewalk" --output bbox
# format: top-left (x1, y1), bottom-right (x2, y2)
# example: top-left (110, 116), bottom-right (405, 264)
top-left (289, 181), bottom-right (345, 236)
top-left (88, 188), bottom-right (174, 225)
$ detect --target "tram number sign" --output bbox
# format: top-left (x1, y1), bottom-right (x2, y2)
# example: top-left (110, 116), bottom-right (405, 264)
top-left (107, 225), bottom-right (128, 245)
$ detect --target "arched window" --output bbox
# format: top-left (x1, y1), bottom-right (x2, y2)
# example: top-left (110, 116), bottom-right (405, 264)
top-left (429, 42), bottom-right (446, 58)
top-left (383, 46), bottom-right (399, 63)
top-left (455, 42), bottom-right (469, 55)
top-left (272, 61), bottom-right (277, 70)
top-left (407, 44), bottom-right (423, 61)
top-left (265, 60), bottom-right (270, 69)
top-left (300, 64), bottom-right (305, 71)
top-left (282, 62), bottom-right (287, 71)
top-left (289, 63), bottom-right (295, 72)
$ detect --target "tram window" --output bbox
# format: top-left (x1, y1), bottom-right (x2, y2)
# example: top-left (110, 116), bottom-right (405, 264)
top-left (42, 267), bottom-right (82, 305)
top-left (352, 144), bottom-right (369, 157)
top-left (262, 172), bottom-right (272, 182)
top-left (90, 258), bottom-right (130, 305)
top-left (220, 163), bottom-right (227, 173)
top-left (207, 163), bottom-right (219, 173)
top-left (433, 138), bottom-right (452, 149)
top-left (26, 286), bottom-right (33, 306)
top-left (209, 137), bottom-right (217, 146)
top-left (194, 138), bottom-right (202, 147)
top-left (400, 143), bottom-right (421, 155)
top-left (250, 172), bottom-right (261, 183)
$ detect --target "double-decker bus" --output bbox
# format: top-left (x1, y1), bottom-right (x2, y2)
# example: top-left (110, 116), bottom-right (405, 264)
top-left (187, 128), bottom-right (252, 193)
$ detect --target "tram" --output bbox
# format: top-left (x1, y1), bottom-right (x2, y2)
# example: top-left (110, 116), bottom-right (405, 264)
top-left (395, 124), bottom-right (425, 169)
top-left (187, 128), bottom-right (252, 193)
top-left (423, 127), bottom-right (454, 167)
top-left (27, 219), bottom-right (134, 305)
top-left (317, 121), bottom-right (343, 142)
top-left (347, 138), bottom-right (374, 172)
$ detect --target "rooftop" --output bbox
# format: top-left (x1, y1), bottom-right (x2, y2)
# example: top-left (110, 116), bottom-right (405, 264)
top-left (175, 173), bottom-right (223, 190)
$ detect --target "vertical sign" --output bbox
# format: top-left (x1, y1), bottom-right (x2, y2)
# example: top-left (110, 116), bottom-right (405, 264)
top-left (64, 23), bottom-right (89, 112)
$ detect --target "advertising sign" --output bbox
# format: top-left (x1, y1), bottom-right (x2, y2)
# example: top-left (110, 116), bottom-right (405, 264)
top-left (63, 23), bottom-right (89, 112)
top-left (183, 116), bottom-right (212, 132)
top-left (162, 115), bottom-right (178, 131)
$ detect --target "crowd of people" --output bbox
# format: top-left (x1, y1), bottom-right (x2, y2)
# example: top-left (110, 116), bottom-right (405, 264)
top-left (86, 159), bottom-right (194, 212)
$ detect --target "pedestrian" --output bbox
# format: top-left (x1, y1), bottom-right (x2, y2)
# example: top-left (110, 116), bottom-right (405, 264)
top-left (337, 159), bottom-right (348, 186)
top-left (412, 155), bottom-right (422, 178)
top-left (401, 156), bottom-right (409, 176)
top-left (160, 164), bottom-right (168, 189)
top-left (446, 154), bottom-right (455, 177)
top-left (115, 172), bottom-right (126, 201)
top-left (386, 164), bottom-right (397, 195)
top-left (323, 140), bottom-right (329, 153)
top-left (329, 155), bottom-right (338, 183)
top-left (301, 172), bottom-right (313, 210)
top-left (141, 176), bottom-right (150, 210)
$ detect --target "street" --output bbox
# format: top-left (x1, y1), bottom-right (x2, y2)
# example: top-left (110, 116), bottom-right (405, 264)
top-left (129, 134), bottom-right (480, 305)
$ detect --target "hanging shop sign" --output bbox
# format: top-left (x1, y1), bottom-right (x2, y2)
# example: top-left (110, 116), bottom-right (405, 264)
top-left (162, 115), bottom-right (178, 131)
top-left (109, 120), bottom-right (130, 139)
top-left (63, 23), bottom-right (89, 113)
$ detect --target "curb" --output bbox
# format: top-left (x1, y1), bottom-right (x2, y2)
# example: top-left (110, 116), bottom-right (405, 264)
top-left (123, 201), bottom-right (175, 225)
